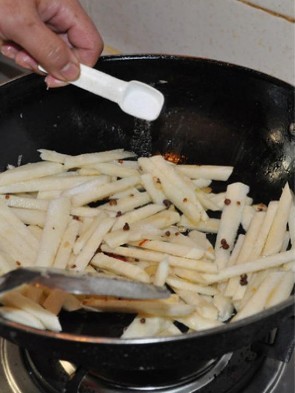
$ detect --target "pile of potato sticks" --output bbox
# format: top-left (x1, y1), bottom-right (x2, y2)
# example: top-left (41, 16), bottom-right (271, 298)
top-left (0, 148), bottom-right (294, 338)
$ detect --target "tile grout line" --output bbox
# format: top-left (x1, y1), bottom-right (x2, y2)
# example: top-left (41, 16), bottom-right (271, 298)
top-left (237, 0), bottom-right (295, 23)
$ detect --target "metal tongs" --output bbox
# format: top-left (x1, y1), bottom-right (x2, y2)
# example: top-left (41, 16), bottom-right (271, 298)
top-left (0, 267), bottom-right (170, 299)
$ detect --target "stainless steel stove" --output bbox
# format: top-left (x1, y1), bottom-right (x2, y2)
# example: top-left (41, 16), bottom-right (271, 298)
top-left (0, 332), bottom-right (294, 393)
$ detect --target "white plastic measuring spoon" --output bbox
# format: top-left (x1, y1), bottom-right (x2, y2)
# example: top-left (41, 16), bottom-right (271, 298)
top-left (39, 64), bottom-right (164, 121)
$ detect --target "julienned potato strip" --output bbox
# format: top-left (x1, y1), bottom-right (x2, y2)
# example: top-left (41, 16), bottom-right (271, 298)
top-left (0, 148), bottom-right (293, 338)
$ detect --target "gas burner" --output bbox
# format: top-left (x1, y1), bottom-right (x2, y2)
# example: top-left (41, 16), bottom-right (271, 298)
top-left (0, 338), bottom-right (293, 393)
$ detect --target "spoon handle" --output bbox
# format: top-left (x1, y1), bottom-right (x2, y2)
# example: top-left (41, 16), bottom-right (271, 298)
top-left (39, 64), bottom-right (127, 103)
top-left (71, 64), bottom-right (127, 103)
top-left (38, 64), bottom-right (164, 121)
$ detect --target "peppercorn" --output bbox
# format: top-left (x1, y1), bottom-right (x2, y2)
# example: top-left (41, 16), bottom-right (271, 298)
top-left (240, 274), bottom-right (248, 286)
top-left (220, 238), bottom-right (230, 249)
top-left (123, 223), bottom-right (130, 231)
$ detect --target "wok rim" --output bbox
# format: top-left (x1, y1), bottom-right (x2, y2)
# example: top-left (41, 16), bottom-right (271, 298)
top-left (1, 53), bottom-right (294, 90)
top-left (0, 54), bottom-right (294, 346)
top-left (0, 295), bottom-right (293, 345)
top-left (103, 53), bottom-right (295, 88)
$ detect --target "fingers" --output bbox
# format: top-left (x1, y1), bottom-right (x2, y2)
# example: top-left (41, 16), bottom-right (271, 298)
top-left (1, 42), bottom-right (39, 72)
top-left (1, 42), bottom-right (20, 61)
top-left (1, 41), bottom-right (69, 87)
top-left (42, 0), bottom-right (104, 67)
top-left (0, 0), bottom-right (103, 87)
top-left (6, 15), bottom-right (81, 82)
top-left (39, 0), bottom-right (104, 87)
top-left (0, 1), bottom-right (80, 81)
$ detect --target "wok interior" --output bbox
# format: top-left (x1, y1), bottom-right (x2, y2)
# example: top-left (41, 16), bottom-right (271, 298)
top-left (0, 55), bottom-right (294, 340)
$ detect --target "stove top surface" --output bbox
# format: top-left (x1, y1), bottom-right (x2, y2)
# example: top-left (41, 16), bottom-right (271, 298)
top-left (0, 338), bottom-right (293, 393)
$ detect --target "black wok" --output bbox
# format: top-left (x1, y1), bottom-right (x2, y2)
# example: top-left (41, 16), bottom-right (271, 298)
top-left (0, 55), bottom-right (294, 385)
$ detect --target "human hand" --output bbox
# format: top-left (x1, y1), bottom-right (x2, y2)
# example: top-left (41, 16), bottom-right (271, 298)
top-left (0, 0), bottom-right (103, 87)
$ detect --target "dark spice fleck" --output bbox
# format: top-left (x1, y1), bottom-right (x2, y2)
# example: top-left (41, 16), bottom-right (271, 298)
top-left (5, 194), bottom-right (10, 200)
top-left (165, 231), bottom-right (171, 237)
top-left (183, 198), bottom-right (188, 202)
top-left (71, 264), bottom-right (77, 269)
top-left (256, 203), bottom-right (267, 212)
top-left (109, 199), bottom-right (118, 206)
top-left (220, 238), bottom-right (230, 249)
top-left (236, 201), bottom-right (241, 206)
top-left (105, 252), bottom-right (127, 262)
top-left (240, 274), bottom-right (248, 286)
top-left (224, 198), bottom-right (231, 205)
top-left (72, 215), bottom-right (80, 221)
top-left (16, 261), bottom-right (21, 266)
top-left (118, 159), bottom-right (123, 164)
top-left (175, 232), bottom-right (180, 236)
top-left (163, 199), bottom-right (172, 208)
top-left (123, 223), bottom-right (130, 231)
top-left (140, 318), bottom-right (146, 324)
top-left (116, 211), bottom-right (122, 217)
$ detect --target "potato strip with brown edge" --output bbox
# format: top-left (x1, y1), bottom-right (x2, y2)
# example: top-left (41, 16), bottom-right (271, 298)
top-left (130, 239), bottom-right (205, 260)
top-left (91, 253), bottom-right (150, 283)
top-left (82, 297), bottom-right (194, 317)
top-left (101, 245), bottom-right (217, 273)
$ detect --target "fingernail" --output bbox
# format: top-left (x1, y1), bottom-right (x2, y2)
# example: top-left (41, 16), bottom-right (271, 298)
top-left (16, 53), bottom-right (37, 71)
top-left (45, 75), bottom-right (68, 88)
top-left (59, 62), bottom-right (80, 81)
top-left (1, 44), bottom-right (17, 59)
